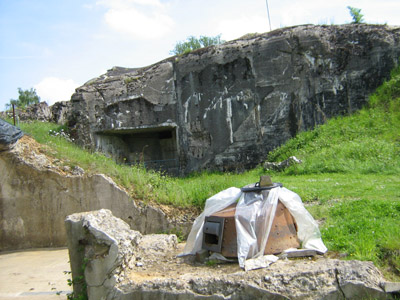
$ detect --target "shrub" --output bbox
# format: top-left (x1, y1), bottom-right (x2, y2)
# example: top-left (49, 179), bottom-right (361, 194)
top-left (170, 34), bottom-right (225, 55)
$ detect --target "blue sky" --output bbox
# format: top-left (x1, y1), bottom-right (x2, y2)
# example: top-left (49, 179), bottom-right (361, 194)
top-left (1, 0), bottom-right (399, 110)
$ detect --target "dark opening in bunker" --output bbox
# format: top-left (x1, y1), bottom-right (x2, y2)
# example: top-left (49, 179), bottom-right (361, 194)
top-left (96, 126), bottom-right (179, 175)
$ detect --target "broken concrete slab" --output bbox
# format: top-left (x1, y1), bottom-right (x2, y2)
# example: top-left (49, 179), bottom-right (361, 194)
top-left (263, 156), bottom-right (303, 172)
top-left (382, 281), bottom-right (400, 293)
top-left (281, 249), bottom-right (317, 258)
top-left (65, 209), bottom-right (178, 300)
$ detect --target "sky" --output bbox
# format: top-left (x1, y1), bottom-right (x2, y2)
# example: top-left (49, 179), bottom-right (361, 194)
top-left (1, 0), bottom-right (400, 110)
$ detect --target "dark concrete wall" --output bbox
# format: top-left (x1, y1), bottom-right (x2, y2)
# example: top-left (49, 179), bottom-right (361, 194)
top-left (67, 24), bottom-right (400, 175)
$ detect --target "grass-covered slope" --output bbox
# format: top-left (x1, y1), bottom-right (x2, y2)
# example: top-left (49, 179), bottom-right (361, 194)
top-left (267, 66), bottom-right (400, 175)
top-left (268, 109), bottom-right (399, 174)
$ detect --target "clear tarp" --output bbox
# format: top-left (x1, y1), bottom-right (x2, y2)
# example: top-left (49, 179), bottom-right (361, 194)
top-left (182, 187), bottom-right (242, 257)
top-left (235, 188), bottom-right (279, 267)
top-left (182, 185), bottom-right (327, 268)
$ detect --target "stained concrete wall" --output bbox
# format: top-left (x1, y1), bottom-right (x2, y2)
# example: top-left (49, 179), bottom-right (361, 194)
top-left (0, 137), bottom-right (191, 251)
top-left (67, 25), bottom-right (400, 175)
top-left (94, 126), bottom-right (179, 174)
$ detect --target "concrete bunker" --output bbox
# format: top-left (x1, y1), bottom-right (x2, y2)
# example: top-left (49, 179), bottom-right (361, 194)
top-left (95, 125), bottom-right (179, 175)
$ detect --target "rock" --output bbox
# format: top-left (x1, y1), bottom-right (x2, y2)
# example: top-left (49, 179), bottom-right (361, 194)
top-left (62, 165), bottom-right (71, 172)
top-left (72, 165), bottom-right (85, 176)
top-left (65, 210), bottom-right (393, 300)
top-left (65, 209), bottom-right (142, 299)
top-left (10, 101), bottom-right (72, 124)
top-left (66, 24), bottom-right (400, 175)
top-left (281, 249), bottom-right (317, 258)
top-left (138, 234), bottom-right (178, 258)
top-left (17, 102), bottom-right (52, 122)
top-left (65, 209), bottom-right (178, 300)
top-left (195, 249), bottom-right (209, 263)
top-left (382, 281), bottom-right (400, 293)
top-left (264, 156), bottom-right (302, 171)
top-left (50, 101), bottom-right (72, 124)
top-left (244, 254), bottom-right (279, 271)
top-left (0, 118), bottom-right (23, 151)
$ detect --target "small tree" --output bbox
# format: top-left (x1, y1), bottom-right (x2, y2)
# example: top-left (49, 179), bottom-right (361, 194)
top-left (170, 34), bottom-right (225, 55)
top-left (347, 6), bottom-right (364, 24)
top-left (6, 88), bottom-right (40, 110)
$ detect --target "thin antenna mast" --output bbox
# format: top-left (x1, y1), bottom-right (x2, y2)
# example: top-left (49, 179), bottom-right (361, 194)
top-left (266, 0), bottom-right (272, 31)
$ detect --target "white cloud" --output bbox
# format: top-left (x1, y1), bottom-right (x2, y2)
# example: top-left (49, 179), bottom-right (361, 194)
top-left (34, 77), bottom-right (79, 105)
top-left (269, 0), bottom-right (400, 28)
top-left (98, 0), bottom-right (174, 39)
top-left (217, 15), bottom-right (269, 41)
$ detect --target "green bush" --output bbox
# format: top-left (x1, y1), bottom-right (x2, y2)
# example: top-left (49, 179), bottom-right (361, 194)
top-left (347, 6), bottom-right (365, 24)
top-left (6, 87), bottom-right (40, 110)
top-left (170, 34), bottom-right (225, 55)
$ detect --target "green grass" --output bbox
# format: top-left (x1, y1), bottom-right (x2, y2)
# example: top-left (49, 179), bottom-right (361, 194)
top-left (319, 199), bottom-right (400, 280)
top-left (267, 109), bottom-right (400, 175)
top-left (3, 62), bottom-right (400, 280)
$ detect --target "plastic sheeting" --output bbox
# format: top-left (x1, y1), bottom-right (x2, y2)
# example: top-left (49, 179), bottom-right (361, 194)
top-left (182, 185), bottom-right (327, 268)
top-left (235, 188), bottom-right (279, 267)
top-left (181, 187), bottom-right (242, 256)
top-left (278, 187), bottom-right (327, 253)
top-left (0, 118), bottom-right (23, 151)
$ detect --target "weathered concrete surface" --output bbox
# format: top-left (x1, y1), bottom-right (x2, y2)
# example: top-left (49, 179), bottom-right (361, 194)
top-left (0, 248), bottom-right (71, 300)
top-left (65, 209), bottom-right (178, 300)
top-left (67, 24), bottom-right (400, 174)
top-left (0, 135), bottom-right (192, 251)
top-left (66, 209), bottom-right (398, 300)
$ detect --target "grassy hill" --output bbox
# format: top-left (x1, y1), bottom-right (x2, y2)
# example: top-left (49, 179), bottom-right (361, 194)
top-left (3, 63), bottom-right (400, 280)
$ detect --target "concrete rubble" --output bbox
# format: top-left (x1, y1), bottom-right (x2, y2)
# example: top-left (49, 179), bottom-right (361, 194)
top-left (66, 209), bottom-right (400, 300)
top-left (263, 156), bottom-right (302, 171)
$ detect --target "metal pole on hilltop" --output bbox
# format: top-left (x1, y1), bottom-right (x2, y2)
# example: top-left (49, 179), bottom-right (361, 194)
top-left (266, 0), bottom-right (272, 31)
top-left (12, 104), bottom-right (16, 126)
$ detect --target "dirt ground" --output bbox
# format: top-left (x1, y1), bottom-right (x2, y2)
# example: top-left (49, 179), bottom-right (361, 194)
top-left (0, 248), bottom-right (71, 300)
top-left (128, 243), bottom-right (243, 285)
